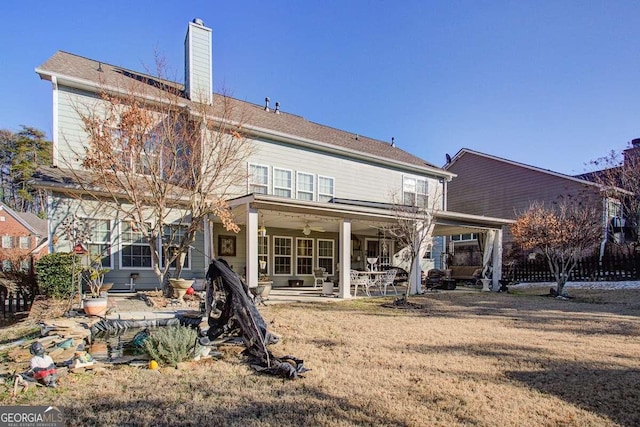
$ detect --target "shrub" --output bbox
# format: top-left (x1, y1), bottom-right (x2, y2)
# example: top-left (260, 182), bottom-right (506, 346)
top-left (142, 325), bottom-right (199, 367)
top-left (35, 253), bottom-right (76, 298)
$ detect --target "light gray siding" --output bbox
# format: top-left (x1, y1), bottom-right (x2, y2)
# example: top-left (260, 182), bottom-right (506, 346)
top-left (185, 21), bottom-right (212, 104)
top-left (56, 86), bottom-right (100, 169)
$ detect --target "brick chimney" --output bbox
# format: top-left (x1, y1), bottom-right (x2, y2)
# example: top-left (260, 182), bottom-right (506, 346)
top-left (623, 138), bottom-right (640, 167)
top-left (184, 18), bottom-right (213, 105)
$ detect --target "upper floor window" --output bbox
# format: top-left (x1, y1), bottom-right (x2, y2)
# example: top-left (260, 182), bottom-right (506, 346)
top-left (120, 221), bottom-right (152, 268)
top-left (249, 164), bottom-right (269, 194)
top-left (403, 176), bottom-right (428, 207)
top-left (19, 236), bottom-right (30, 250)
top-left (273, 168), bottom-right (292, 198)
top-left (297, 172), bottom-right (315, 201)
top-left (318, 176), bottom-right (335, 202)
top-left (1, 236), bottom-right (12, 249)
top-left (112, 128), bottom-right (162, 176)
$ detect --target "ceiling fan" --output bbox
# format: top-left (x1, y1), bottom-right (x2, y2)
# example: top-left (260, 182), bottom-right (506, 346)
top-left (302, 222), bottom-right (325, 235)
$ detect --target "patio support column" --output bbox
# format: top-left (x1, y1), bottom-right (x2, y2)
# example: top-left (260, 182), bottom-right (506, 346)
top-left (491, 228), bottom-right (503, 291)
top-left (246, 207), bottom-right (259, 289)
top-left (338, 219), bottom-right (352, 298)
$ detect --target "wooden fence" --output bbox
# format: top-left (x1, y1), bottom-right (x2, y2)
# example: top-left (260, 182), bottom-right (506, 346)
top-left (0, 286), bottom-right (33, 319)
top-left (512, 253), bottom-right (640, 283)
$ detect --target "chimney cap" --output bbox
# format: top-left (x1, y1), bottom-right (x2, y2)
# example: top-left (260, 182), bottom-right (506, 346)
top-left (192, 18), bottom-right (204, 25)
top-left (632, 138), bottom-right (640, 147)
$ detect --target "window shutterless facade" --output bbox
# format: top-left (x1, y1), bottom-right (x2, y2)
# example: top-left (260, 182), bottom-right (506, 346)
top-left (258, 235), bottom-right (269, 275)
top-left (296, 237), bottom-right (314, 275)
top-left (162, 224), bottom-right (191, 270)
top-left (403, 176), bottom-right (428, 207)
top-left (83, 218), bottom-right (113, 268)
top-left (120, 221), bottom-right (152, 268)
top-left (296, 172), bottom-right (315, 201)
top-left (249, 164), bottom-right (269, 194)
top-left (273, 168), bottom-right (292, 198)
top-left (318, 176), bottom-right (335, 202)
top-left (317, 239), bottom-right (335, 274)
top-left (273, 236), bottom-right (292, 275)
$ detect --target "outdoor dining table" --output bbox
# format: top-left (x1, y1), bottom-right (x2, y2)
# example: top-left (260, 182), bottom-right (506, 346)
top-left (353, 270), bottom-right (387, 296)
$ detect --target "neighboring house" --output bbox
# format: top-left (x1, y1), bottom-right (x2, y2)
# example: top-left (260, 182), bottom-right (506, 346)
top-left (444, 148), bottom-right (621, 259)
top-left (0, 202), bottom-right (49, 273)
top-left (33, 19), bottom-right (511, 295)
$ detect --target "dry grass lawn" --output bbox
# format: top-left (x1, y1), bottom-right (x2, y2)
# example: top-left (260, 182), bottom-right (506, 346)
top-left (2, 286), bottom-right (640, 426)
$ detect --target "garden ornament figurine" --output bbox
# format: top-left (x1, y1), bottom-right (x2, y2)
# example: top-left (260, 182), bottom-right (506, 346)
top-left (29, 342), bottom-right (58, 388)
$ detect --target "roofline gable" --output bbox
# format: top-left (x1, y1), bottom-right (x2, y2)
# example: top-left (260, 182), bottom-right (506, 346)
top-left (0, 202), bottom-right (42, 235)
top-left (445, 148), bottom-right (608, 189)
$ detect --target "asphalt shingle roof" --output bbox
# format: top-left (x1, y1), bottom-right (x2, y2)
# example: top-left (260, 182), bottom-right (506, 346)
top-left (36, 51), bottom-right (438, 171)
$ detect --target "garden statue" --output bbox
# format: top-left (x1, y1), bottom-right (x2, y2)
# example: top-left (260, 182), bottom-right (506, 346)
top-left (28, 342), bottom-right (58, 388)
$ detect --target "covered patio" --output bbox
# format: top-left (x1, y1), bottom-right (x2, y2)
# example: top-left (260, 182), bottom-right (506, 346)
top-left (220, 194), bottom-right (513, 298)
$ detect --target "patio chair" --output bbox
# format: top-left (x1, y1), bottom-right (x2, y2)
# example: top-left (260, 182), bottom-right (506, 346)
top-left (350, 270), bottom-right (369, 297)
top-left (313, 268), bottom-right (328, 288)
top-left (380, 269), bottom-right (398, 295)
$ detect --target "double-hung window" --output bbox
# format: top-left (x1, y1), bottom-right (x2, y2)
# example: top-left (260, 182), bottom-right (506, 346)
top-left (273, 168), bottom-right (292, 198)
top-left (296, 238), bottom-right (314, 275)
top-left (317, 239), bottom-right (334, 274)
top-left (162, 224), bottom-right (190, 269)
top-left (297, 172), bottom-right (314, 201)
top-left (2, 236), bottom-right (12, 249)
top-left (403, 176), bottom-right (428, 207)
top-left (19, 236), bottom-right (30, 250)
top-left (249, 164), bottom-right (269, 194)
top-left (318, 176), bottom-right (335, 202)
top-left (83, 218), bottom-right (112, 268)
top-left (273, 237), bottom-right (292, 275)
top-left (121, 221), bottom-right (152, 268)
top-left (258, 235), bottom-right (269, 275)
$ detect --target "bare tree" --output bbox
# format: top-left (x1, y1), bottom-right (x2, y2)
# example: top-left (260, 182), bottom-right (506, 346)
top-left (60, 56), bottom-right (252, 293)
top-left (511, 199), bottom-right (601, 296)
top-left (382, 192), bottom-right (441, 300)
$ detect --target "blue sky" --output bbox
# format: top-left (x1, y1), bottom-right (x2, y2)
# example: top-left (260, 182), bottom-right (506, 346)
top-left (1, 0), bottom-right (639, 175)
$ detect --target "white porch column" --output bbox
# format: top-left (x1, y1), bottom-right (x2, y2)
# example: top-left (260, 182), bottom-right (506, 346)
top-left (246, 207), bottom-right (259, 289)
top-left (338, 219), bottom-right (352, 298)
top-left (491, 228), bottom-right (503, 291)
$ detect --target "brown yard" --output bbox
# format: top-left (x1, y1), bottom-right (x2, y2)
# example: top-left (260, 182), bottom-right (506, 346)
top-left (1, 287), bottom-right (639, 426)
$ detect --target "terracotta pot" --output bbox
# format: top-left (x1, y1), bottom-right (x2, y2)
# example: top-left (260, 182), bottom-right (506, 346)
top-left (83, 297), bottom-right (108, 316)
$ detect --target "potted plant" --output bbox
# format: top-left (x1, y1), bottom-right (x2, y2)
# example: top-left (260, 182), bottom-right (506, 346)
top-left (82, 263), bottom-right (110, 316)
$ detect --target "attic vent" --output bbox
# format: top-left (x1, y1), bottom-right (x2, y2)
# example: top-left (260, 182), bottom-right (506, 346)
top-left (391, 137), bottom-right (395, 147)
top-left (97, 62), bottom-right (103, 72)
top-left (275, 102), bottom-right (281, 114)
top-left (264, 97), bottom-right (270, 112)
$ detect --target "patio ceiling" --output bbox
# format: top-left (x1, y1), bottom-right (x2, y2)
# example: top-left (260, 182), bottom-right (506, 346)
top-left (226, 194), bottom-right (513, 237)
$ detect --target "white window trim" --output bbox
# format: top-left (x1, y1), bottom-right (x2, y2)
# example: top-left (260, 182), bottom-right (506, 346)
top-left (81, 217), bottom-right (114, 270)
top-left (296, 171), bottom-right (315, 201)
top-left (402, 175), bottom-right (429, 206)
top-left (318, 175), bottom-right (335, 202)
top-left (19, 236), bottom-right (30, 250)
top-left (296, 237), bottom-right (314, 276)
top-left (273, 235), bottom-right (293, 276)
top-left (317, 238), bottom-right (335, 274)
top-left (273, 167), bottom-right (293, 198)
top-left (2, 236), bottom-right (12, 249)
top-left (119, 221), bottom-right (154, 270)
top-left (248, 163), bottom-right (270, 194)
top-left (161, 223), bottom-right (192, 271)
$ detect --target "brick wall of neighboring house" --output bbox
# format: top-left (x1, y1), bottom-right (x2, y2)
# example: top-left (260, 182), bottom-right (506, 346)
top-left (0, 211), bottom-right (43, 272)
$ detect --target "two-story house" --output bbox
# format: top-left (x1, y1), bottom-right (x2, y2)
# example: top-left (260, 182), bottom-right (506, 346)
top-left (0, 202), bottom-right (48, 273)
top-left (444, 148), bottom-right (621, 261)
top-left (34, 19), bottom-right (511, 296)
